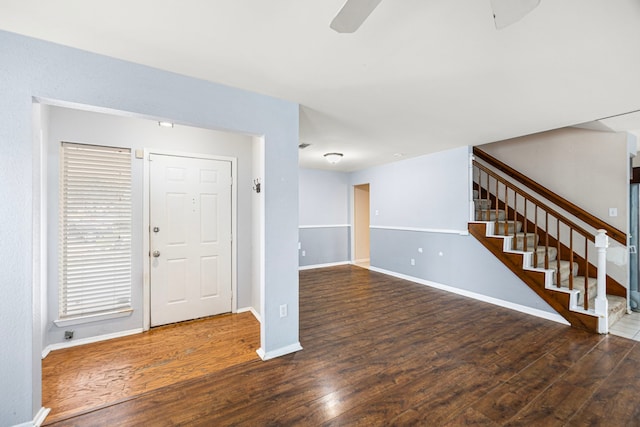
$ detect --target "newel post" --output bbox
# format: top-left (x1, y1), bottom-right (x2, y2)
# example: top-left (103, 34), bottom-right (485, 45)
top-left (595, 229), bottom-right (609, 333)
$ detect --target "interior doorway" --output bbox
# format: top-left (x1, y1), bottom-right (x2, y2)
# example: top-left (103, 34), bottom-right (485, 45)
top-left (353, 183), bottom-right (370, 268)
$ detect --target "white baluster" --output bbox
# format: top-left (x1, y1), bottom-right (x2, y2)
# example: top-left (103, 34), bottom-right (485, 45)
top-left (595, 229), bottom-right (609, 333)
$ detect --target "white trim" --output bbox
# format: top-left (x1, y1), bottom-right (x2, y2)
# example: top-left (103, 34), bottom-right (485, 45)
top-left (42, 328), bottom-right (143, 358)
top-left (13, 407), bottom-right (51, 427)
top-left (255, 135), bottom-right (267, 364)
top-left (237, 306), bottom-right (262, 324)
top-left (142, 148), bottom-right (238, 331)
top-left (299, 261), bottom-right (351, 271)
top-left (53, 309), bottom-right (133, 327)
top-left (369, 266), bottom-right (570, 326)
top-left (370, 225), bottom-right (469, 236)
top-left (256, 342), bottom-right (303, 361)
top-left (299, 224), bottom-right (351, 229)
top-left (34, 407), bottom-right (50, 427)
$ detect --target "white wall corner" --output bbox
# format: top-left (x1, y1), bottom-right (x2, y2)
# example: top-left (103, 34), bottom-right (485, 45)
top-left (256, 342), bottom-right (303, 361)
top-left (237, 306), bottom-right (262, 324)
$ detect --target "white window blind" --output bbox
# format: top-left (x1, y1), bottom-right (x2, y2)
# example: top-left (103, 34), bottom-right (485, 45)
top-left (59, 142), bottom-right (132, 319)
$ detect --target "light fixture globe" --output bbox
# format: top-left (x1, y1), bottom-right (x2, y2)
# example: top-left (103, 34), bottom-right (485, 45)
top-left (324, 152), bottom-right (343, 164)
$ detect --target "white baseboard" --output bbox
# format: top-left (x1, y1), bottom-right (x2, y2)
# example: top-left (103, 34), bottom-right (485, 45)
top-left (13, 407), bottom-right (50, 427)
top-left (33, 407), bottom-right (50, 427)
top-left (299, 261), bottom-right (350, 271)
top-left (256, 342), bottom-right (303, 361)
top-left (237, 306), bottom-right (262, 324)
top-left (42, 328), bottom-right (144, 358)
top-left (369, 266), bottom-right (570, 326)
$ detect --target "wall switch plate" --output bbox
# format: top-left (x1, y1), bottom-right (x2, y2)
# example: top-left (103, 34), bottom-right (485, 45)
top-left (418, 248), bottom-right (423, 253)
top-left (609, 208), bottom-right (618, 217)
top-left (135, 149), bottom-right (144, 159)
top-left (279, 304), bottom-right (287, 318)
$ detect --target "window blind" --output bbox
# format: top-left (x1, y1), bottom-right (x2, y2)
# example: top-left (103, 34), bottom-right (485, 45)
top-left (59, 142), bottom-right (132, 319)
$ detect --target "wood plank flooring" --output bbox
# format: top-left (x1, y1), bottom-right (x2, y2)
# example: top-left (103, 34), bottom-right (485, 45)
top-left (44, 265), bottom-right (640, 426)
top-left (42, 312), bottom-right (260, 424)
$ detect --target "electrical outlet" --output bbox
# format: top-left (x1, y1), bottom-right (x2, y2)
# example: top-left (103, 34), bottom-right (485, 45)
top-left (609, 208), bottom-right (618, 217)
top-left (279, 304), bottom-right (288, 318)
top-left (64, 330), bottom-right (74, 340)
top-left (410, 258), bottom-right (415, 266)
top-left (302, 250), bottom-right (306, 257)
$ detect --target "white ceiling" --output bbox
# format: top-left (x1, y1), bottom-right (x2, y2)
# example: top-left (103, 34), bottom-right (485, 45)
top-left (2, 0), bottom-right (640, 171)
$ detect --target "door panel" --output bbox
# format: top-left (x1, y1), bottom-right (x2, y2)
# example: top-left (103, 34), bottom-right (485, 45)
top-left (150, 154), bottom-right (232, 327)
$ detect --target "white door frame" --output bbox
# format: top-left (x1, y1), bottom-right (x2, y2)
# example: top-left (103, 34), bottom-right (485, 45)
top-left (142, 148), bottom-right (238, 331)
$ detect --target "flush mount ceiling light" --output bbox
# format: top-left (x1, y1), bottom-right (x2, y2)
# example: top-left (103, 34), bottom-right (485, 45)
top-left (158, 121), bottom-right (174, 128)
top-left (324, 152), bottom-right (343, 164)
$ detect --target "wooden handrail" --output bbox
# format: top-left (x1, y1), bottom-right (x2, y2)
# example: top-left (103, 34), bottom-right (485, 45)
top-left (475, 162), bottom-right (595, 241)
top-left (473, 147), bottom-right (626, 245)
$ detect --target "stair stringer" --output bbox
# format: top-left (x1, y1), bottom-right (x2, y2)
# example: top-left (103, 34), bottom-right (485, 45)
top-left (469, 221), bottom-right (600, 333)
top-left (482, 191), bottom-right (626, 300)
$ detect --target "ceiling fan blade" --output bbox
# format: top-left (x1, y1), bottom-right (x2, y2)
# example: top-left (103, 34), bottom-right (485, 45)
top-left (330, 0), bottom-right (383, 33)
top-left (491, 0), bottom-right (540, 29)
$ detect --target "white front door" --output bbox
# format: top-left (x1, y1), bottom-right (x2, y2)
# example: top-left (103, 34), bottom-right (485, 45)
top-left (149, 154), bottom-right (232, 327)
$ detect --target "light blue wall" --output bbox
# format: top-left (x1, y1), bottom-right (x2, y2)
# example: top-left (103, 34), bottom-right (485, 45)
top-left (299, 227), bottom-right (350, 267)
top-left (351, 146), bottom-right (471, 231)
top-left (299, 168), bottom-right (350, 267)
top-left (347, 145), bottom-right (556, 314)
top-left (0, 30), bottom-right (299, 425)
top-left (299, 168), bottom-right (349, 225)
top-left (370, 229), bottom-right (558, 314)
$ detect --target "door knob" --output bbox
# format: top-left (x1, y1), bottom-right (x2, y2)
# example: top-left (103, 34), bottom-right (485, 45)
top-left (152, 250), bottom-right (161, 258)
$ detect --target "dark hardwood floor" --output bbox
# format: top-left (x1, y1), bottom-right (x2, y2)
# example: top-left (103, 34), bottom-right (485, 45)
top-left (45, 265), bottom-right (640, 426)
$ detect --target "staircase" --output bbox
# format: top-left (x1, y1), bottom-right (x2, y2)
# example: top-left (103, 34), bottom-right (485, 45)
top-left (469, 149), bottom-right (627, 334)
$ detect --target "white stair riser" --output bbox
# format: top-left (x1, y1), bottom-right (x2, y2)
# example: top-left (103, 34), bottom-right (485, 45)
top-left (566, 277), bottom-right (597, 306)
